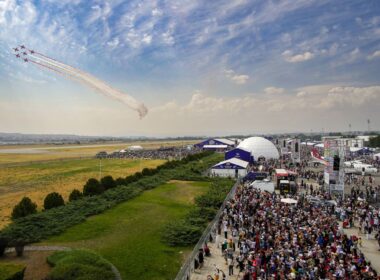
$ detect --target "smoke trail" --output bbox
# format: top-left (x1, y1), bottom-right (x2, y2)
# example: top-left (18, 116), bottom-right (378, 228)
top-left (21, 48), bottom-right (148, 118)
top-left (35, 53), bottom-right (148, 118)
top-left (29, 58), bottom-right (100, 91)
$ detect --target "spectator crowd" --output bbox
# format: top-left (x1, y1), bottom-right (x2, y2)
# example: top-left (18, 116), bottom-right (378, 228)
top-left (208, 183), bottom-right (378, 279)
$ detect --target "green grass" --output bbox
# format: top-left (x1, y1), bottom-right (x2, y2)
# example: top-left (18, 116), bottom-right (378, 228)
top-left (44, 180), bottom-right (210, 280)
top-left (0, 263), bottom-right (25, 280)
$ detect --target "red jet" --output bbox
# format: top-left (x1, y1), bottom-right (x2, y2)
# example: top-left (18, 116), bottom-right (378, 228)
top-left (20, 45), bottom-right (26, 49)
top-left (29, 50), bottom-right (35, 54)
top-left (15, 54), bottom-right (20, 58)
top-left (13, 47), bottom-right (19, 52)
top-left (23, 58), bottom-right (28, 62)
top-left (22, 52), bottom-right (27, 56)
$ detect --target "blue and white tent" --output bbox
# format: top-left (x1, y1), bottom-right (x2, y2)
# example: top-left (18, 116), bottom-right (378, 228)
top-left (225, 147), bottom-right (253, 163)
top-left (194, 138), bottom-right (235, 149)
top-left (210, 158), bottom-right (249, 178)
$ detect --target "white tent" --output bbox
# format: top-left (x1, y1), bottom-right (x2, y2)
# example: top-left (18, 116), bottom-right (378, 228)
top-left (238, 137), bottom-right (279, 160)
top-left (281, 198), bottom-right (298, 204)
top-left (128, 145), bottom-right (143, 151)
top-left (250, 180), bottom-right (275, 193)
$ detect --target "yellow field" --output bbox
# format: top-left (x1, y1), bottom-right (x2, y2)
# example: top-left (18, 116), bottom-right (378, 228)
top-left (0, 158), bottom-right (165, 228)
top-left (0, 140), bottom-right (197, 165)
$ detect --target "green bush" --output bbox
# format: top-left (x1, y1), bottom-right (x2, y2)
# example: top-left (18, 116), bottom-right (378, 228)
top-left (44, 192), bottom-right (65, 210)
top-left (100, 176), bottom-right (116, 190)
top-left (0, 263), bottom-right (25, 280)
top-left (68, 189), bottom-right (83, 202)
top-left (46, 250), bottom-right (114, 280)
top-left (162, 220), bottom-right (203, 246)
top-left (11, 197), bottom-right (37, 220)
top-left (83, 178), bottom-right (104, 196)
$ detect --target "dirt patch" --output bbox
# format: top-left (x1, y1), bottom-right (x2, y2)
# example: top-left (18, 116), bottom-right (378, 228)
top-left (1, 250), bottom-right (53, 280)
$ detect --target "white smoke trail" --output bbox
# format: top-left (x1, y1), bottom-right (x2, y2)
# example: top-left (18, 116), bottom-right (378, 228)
top-left (26, 49), bottom-right (148, 118)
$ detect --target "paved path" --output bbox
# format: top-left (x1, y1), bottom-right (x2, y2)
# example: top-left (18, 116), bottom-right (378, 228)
top-left (5, 245), bottom-right (122, 280)
top-left (190, 234), bottom-right (238, 280)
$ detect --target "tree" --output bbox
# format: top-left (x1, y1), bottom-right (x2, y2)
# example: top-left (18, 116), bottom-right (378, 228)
top-left (115, 177), bottom-right (126, 186)
top-left (83, 178), bottom-right (104, 196)
top-left (368, 135), bottom-right (380, 148)
top-left (69, 189), bottom-right (83, 202)
top-left (44, 192), bottom-right (65, 210)
top-left (100, 175), bottom-right (116, 190)
top-left (11, 197), bottom-right (37, 220)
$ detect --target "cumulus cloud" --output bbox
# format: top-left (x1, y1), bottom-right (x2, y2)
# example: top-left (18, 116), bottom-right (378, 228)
top-left (282, 50), bottom-right (314, 62)
top-left (224, 69), bottom-right (249, 85)
top-left (264, 87), bottom-right (285, 95)
top-left (367, 50), bottom-right (380, 60)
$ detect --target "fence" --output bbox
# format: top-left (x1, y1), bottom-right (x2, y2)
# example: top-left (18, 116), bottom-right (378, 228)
top-left (174, 179), bottom-right (241, 280)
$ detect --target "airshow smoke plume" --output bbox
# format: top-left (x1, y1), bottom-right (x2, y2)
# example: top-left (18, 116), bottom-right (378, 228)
top-left (13, 45), bottom-right (148, 118)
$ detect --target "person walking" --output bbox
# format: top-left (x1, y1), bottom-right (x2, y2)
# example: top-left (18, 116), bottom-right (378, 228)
top-left (227, 255), bottom-right (234, 276)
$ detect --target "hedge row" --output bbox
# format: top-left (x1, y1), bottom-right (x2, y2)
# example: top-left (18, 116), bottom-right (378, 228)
top-left (0, 151), bottom-right (221, 246)
top-left (162, 178), bottom-right (234, 246)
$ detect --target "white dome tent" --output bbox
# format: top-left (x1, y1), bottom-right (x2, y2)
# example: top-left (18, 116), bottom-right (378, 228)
top-left (238, 137), bottom-right (279, 160)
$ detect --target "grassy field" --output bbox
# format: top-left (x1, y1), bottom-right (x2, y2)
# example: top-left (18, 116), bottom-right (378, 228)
top-left (0, 140), bottom-right (197, 165)
top-left (42, 180), bottom-right (210, 280)
top-left (0, 158), bottom-right (165, 228)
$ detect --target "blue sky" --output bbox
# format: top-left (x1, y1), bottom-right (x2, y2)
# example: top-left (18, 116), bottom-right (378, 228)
top-left (0, 0), bottom-right (379, 136)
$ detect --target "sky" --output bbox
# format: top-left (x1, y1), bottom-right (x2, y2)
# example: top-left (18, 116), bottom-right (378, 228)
top-left (0, 0), bottom-right (379, 137)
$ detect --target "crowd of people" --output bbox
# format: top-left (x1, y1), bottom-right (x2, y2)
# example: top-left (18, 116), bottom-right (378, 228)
top-left (95, 146), bottom-right (198, 160)
top-left (208, 185), bottom-right (378, 279)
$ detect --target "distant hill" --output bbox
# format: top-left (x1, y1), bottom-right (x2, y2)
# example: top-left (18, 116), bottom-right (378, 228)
top-left (0, 132), bottom-right (201, 145)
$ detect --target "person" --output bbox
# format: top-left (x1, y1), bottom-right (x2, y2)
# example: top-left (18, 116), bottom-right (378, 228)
top-left (198, 248), bottom-right (204, 269)
top-left (206, 275), bottom-right (214, 280)
top-left (204, 243), bottom-right (211, 257)
top-left (228, 255), bottom-right (234, 276)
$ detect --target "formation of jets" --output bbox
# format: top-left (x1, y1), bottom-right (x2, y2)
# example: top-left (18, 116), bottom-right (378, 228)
top-left (13, 44), bottom-right (34, 62)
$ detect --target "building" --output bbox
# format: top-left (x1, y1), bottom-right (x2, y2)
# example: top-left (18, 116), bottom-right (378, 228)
top-left (237, 137), bottom-right (280, 160)
top-left (210, 158), bottom-right (249, 178)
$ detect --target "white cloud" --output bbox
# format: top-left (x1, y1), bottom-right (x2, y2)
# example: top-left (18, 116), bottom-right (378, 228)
top-left (367, 50), bottom-right (380, 60)
top-left (152, 8), bottom-right (163, 17)
top-left (224, 69), bottom-right (249, 85)
top-left (107, 37), bottom-right (119, 48)
top-left (87, 2), bottom-right (112, 25)
top-left (142, 34), bottom-right (152, 45)
top-left (264, 87), bottom-right (285, 95)
top-left (282, 50), bottom-right (314, 62)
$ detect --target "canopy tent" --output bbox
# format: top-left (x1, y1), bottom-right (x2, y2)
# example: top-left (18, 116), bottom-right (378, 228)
top-left (281, 198), bottom-right (298, 204)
